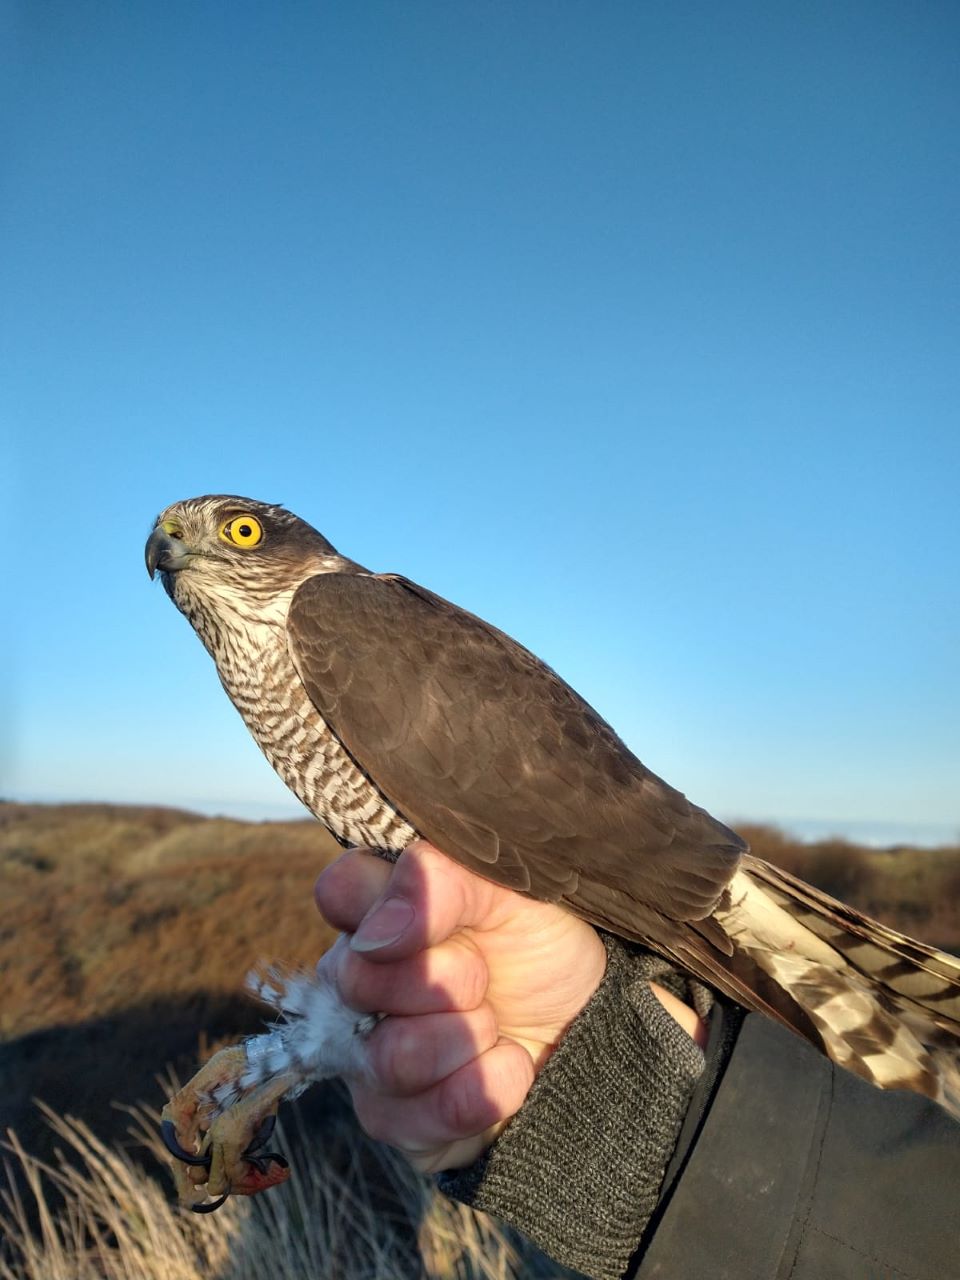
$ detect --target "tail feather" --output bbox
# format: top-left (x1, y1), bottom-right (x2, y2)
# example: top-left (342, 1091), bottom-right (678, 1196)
top-left (713, 857), bottom-right (960, 1119)
top-left (742, 855), bottom-right (960, 1020)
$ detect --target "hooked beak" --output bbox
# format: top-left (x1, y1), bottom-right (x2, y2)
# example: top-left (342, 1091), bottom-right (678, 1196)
top-left (145, 526), bottom-right (194, 579)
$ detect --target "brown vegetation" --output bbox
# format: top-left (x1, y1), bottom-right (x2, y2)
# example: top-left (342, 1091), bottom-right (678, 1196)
top-left (1, 801), bottom-right (957, 1276)
top-left (0, 802), bottom-right (343, 1041)
top-left (1, 804), bottom-right (344, 1174)
top-left (2, 1103), bottom-right (562, 1279)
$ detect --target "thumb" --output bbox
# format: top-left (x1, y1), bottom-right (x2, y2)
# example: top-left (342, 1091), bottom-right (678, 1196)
top-left (350, 840), bottom-right (496, 962)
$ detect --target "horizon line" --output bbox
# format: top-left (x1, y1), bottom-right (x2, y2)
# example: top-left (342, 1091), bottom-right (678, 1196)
top-left (4, 791), bottom-right (958, 850)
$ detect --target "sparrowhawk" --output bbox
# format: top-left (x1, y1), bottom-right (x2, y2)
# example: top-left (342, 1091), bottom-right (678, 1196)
top-left (145, 494), bottom-right (960, 1211)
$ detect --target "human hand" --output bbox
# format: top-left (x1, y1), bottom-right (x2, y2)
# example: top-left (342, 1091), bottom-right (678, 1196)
top-left (313, 840), bottom-right (607, 1173)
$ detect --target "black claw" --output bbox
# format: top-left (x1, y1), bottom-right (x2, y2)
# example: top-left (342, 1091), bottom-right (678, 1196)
top-left (240, 1113), bottom-right (287, 1170)
top-left (161, 1120), bottom-right (212, 1168)
top-left (244, 1113), bottom-right (276, 1154)
top-left (164, 1112), bottom-right (286, 1205)
top-left (242, 1147), bottom-right (289, 1178)
top-left (190, 1192), bottom-right (230, 1214)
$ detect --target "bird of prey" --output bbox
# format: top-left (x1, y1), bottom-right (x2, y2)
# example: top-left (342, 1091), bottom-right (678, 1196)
top-left (146, 494), bottom-right (960, 1211)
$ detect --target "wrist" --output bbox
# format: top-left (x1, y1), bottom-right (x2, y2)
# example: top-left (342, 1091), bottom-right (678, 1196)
top-left (650, 980), bottom-right (709, 1049)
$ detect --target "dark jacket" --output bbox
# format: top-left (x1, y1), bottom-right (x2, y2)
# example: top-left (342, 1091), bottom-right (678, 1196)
top-left (637, 1013), bottom-right (960, 1280)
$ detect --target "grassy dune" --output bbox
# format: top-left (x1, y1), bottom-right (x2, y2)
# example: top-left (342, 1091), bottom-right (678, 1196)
top-left (1, 803), bottom-right (346, 1169)
top-left (0, 802), bottom-right (343, 1040)
top-left (1, 801), bottom-right (958, 1277)
top-left (2, 1103), bottom-right (555, 1280)
top-left (0, 803), bottom-right (570, 1277)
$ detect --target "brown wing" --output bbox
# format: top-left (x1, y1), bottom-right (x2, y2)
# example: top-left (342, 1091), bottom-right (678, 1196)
top-left (286, 572), bottom-right (745, 953)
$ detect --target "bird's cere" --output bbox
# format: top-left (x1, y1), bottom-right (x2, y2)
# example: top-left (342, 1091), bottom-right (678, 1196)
top-left (145, 526), bottom-right (193, 578)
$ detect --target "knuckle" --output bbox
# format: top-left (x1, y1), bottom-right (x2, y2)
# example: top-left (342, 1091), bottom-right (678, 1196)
top-left (473, 1002), bottom-right (498, 1049)
top-left (395, 840), bottom-right (457, 897)
top-left (437, 1074), bottom-right (495, 1137)
top-left (313, 859), bottom-right (341, 906)
top-left (315, 850), bottom-right (388, 927)
top-left (390, 845), bottom-right (433, 904)
top-left (401, 838), bottom-right (438, 865)
top-left (371, 1020), bottom-right (427, 1094)
top-left (445, 943), bottom-right (487, 1008)
top-left (333, 951), bottom-right (376, 1010)
top-left (315, 934), bottom-right (345, 984)
top-left (314, 850), bottom-right (358, 895)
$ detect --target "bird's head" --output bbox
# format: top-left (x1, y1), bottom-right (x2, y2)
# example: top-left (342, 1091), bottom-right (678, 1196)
top-left (145, 495), bottom-right (355, 641)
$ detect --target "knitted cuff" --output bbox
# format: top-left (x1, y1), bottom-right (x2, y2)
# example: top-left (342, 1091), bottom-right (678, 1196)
top-left (438, 937), bottom-right (707, 1280)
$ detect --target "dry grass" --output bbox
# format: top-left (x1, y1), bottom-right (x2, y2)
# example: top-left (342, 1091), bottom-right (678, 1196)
top-left (2, 801), bottom-right (957, 1277)
top-left (1, 1103), bottom-right (562, 1280)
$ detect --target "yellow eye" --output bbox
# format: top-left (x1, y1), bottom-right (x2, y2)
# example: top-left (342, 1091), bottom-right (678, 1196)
top-left (220, 515), bottom-right (263, 547)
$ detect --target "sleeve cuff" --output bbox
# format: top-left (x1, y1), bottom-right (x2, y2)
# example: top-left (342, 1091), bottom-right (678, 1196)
top-left (438, 937), bottom-right (708, 1280)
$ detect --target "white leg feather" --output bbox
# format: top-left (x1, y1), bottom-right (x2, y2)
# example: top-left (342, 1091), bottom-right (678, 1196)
top-left (207, 968), bottom-right (375, 1114)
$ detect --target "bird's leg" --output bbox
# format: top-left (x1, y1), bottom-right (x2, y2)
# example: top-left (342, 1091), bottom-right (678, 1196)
top-left (160, 966), bottom-right (377, 1210)
top-left (160, 1045), bottom-right (293, 1211)
top-left (161, 1046), bottom-right (246, 1159)
top-left (203, 1073), bottom-right (296, 1201)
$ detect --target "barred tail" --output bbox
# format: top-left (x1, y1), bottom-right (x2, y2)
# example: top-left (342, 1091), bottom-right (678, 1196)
top-left (711, 855), bottom-right (960, 1119)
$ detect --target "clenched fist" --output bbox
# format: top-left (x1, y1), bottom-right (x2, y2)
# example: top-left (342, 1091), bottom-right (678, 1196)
top-left (313, 839), bottom-right (607, 1172)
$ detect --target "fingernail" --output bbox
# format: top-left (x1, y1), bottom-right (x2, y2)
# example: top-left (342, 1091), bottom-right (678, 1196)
top-left (351, 897), bottom-right (415, 952)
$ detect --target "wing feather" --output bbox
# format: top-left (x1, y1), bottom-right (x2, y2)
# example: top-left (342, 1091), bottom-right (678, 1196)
top-left (286, 572), bottom-right (745, 938)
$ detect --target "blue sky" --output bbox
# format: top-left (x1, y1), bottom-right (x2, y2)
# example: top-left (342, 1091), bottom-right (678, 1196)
top-left (4, 3), bottom-right (958, 844)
